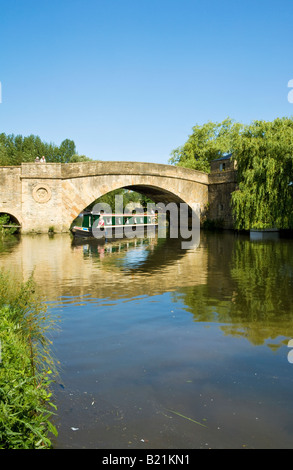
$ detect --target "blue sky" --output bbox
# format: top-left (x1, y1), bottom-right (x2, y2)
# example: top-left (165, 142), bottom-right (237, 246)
top-left (0, 0), bottom-right (292, 164)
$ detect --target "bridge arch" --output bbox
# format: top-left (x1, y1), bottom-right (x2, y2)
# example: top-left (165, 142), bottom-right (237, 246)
top-left (69, 182), bottom-right (197, 231)
top-left (63, 171), bottom-right (208, 230)
top-left (123, 184), bottom-right (189, 205)
top-left (0, 162), bottom-right (211, 233)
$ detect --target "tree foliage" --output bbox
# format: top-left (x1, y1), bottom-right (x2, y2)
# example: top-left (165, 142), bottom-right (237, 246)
top-left (0, 214), bottom-right (19, 237)
top-left (169, 118), bottom-right (242, 173)
top-left (171, 116), bottom-right (293, 230)
top-left (231, 117), bottom-right (293, 230)
top-left (69, 154), bottom-right (93, 163)
top-left (87, 189), bottom-right (153, 212)
top-left (0, 133), bottom-right (92, 165)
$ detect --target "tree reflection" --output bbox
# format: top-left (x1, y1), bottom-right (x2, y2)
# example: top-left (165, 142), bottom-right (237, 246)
top-left (173, 235), bottom-right (293, 348)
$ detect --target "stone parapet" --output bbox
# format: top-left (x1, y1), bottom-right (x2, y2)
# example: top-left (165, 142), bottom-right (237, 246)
top-left (21, 162), bottom-right (62, 179)
top-left (60, 161), bottom-right (209, 185)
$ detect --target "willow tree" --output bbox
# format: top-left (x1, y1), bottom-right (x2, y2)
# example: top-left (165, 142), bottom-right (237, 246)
top-left (231, 117), bottom-right (293, 230)
top-left (169, 118), bottom-right (242, 173)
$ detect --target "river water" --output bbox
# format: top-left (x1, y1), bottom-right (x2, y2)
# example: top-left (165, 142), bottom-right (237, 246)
top-left (1, 230), bottom-right (293, 449)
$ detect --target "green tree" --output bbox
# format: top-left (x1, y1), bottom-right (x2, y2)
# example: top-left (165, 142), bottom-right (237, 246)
top-left (86, 189), bottom-right (153, 213)
top-left (0, 133), bottom-right (91, 165)
top-left (0, 134), bottom-right (17, 165)
top-left (231, 117), bottom-right (293, 230)
top-left (69, 154), bottom-right (93, 163)
top-left (58, 139), bottom-right (76, 163)
top-left (169, 118), bottom-right (242, 173)
top-left (0, 134), bottom-right (8, 165)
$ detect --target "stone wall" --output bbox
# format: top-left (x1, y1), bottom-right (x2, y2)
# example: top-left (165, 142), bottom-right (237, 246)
top-left (210, 156), bottom-right (237, 173)
top-left (208, 170), bottom-right (238, 228)
top-left (19, 163), bottom-right (62, 232)
top-left (0, 166), bottom-right (22, 223)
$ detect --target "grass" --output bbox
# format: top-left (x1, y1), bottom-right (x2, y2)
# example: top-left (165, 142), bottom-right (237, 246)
top-left (0, 270), bottom-right (59, 449)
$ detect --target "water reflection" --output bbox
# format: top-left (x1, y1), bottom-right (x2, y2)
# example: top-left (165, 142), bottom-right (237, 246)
top-left (0, 233), bottom-right (207, 302)
top-left (1, 232), bottom-right (293, 349)
top-left (1, 231), bottom-right (293, 448)
top-left (172, 233), bottom-right (293, 349)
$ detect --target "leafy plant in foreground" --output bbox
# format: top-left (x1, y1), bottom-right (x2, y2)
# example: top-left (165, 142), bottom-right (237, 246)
top-left (0, 271), bottom-right (59, 448)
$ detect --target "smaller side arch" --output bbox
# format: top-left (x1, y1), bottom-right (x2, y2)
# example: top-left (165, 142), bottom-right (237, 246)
top-left (0, 210), bottom-right (22, 228)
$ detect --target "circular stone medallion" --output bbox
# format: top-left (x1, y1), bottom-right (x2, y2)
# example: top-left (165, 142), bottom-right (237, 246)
top-left (32, 184), bottom-right (52, 203)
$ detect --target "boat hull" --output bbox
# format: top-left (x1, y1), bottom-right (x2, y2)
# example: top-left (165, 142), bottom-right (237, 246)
top-left (71, 212), bottom-right (158, 240)
top-left (71, 224), bottom-right (158, 240)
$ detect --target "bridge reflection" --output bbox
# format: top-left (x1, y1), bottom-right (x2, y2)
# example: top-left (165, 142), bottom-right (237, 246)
top-left (0, 233), bottom-right (207, 302)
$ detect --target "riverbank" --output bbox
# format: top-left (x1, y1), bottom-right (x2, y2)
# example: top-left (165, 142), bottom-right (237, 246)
top-left (0, 271), bottom-right (58, 449)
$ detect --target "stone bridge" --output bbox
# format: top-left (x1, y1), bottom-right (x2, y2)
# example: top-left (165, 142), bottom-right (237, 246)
top-left (0, 161), bottom-right (236, 233)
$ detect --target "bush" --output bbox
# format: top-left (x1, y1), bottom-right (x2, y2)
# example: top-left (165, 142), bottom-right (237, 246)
top-left (0, 271), bottom-right (59, 448)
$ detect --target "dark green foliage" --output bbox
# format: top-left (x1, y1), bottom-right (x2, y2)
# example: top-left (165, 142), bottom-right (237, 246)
top-left (0, 214), bottom-right (19, 237)
top-left (231, 118), bottom-right (293, 230)
top-left (0, 271), bottom-right (59, 448)
top-left (87, 189), bottom-right (154, 212)
top-left (0, 133), bottom-right (91, 165)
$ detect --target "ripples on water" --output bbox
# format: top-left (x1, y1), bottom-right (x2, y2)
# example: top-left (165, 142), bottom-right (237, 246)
top-left (1, 231), bottom-right (293, 449)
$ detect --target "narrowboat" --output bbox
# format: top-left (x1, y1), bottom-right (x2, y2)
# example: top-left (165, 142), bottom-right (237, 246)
top-left (71, 210), bottom-right (158, 239)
